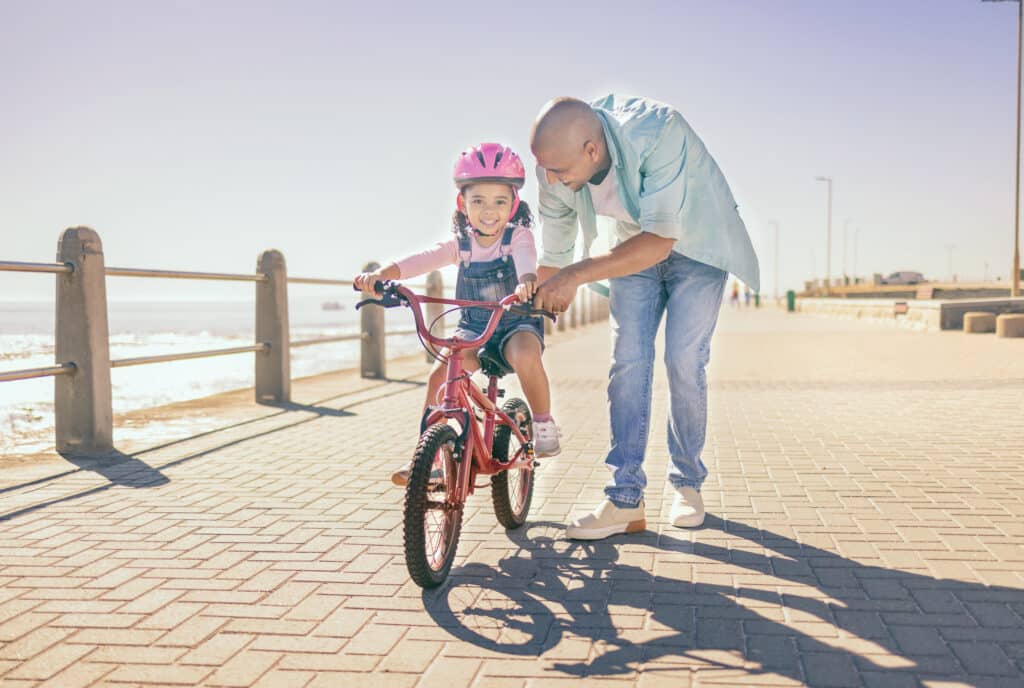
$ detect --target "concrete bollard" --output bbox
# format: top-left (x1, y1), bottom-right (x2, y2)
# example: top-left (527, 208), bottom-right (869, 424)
top-left (963, 312), bottom-right (997, 333)
top-left (996, 313), bottom-right (1024, 338)
top-left (55, 227), bottom-right (114, 457)
top-left (424, 270), bottom-right (444, 363)
top-left (360, 261), bottom-right (386, 378)
top-left (255, 250), bottom-right (291, 403)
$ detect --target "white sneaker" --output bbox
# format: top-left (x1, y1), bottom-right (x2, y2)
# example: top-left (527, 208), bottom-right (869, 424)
top-left (391, 461), bottom-right (414, 487)
top-left (669, 487), bottom-right (705, 528)
top-left (533, 419), bottom-right (561, 457)
top-left (565, 499), bottom-right (646, 540)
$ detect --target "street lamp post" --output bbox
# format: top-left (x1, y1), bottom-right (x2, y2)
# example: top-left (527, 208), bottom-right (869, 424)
top-left (843, 218), bottom-right (854, 287)
top-left (815, 176), bottom-right (833, 294)
top-left (983, 0), bottom-right (1022, 296)
top-left (768, 220), bottom-right (780, 301)
top-left (854, 226), bottom-right (860, 283)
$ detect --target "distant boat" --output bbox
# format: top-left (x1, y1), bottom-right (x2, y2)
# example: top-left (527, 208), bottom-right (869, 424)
top-left (321, 301), bottom-right (345, 311)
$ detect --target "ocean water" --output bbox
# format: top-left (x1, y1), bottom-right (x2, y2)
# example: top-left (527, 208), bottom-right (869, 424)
top-left (0, 298), bottom-right (430, 455)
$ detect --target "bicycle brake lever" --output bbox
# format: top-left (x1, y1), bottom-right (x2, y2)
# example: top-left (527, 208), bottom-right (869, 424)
top-left (508, 304), bottom-right (557, 321)
top-left (355, 292), bottom-right (403, 310)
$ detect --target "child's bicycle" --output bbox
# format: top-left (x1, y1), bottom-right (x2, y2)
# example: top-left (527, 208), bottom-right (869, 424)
top-left (355, 280), bottom-right (556, 588)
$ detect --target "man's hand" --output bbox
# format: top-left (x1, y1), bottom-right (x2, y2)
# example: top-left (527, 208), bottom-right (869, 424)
top-left (514, 274), bottom-right (538, 303)
top-left (534, 267), bottom-right (580, 313)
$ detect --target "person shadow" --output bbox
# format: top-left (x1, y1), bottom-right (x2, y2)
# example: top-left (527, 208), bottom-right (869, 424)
top-left (423, 517), bottom-right (1024, 685)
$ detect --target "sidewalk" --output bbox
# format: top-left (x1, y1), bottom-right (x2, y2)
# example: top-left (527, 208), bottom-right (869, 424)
top-left (1, 308), bottom-right (1023, 687)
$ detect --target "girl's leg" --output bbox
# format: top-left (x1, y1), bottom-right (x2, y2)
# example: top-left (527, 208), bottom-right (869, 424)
top-left (502, 331), bottom-right (549, 415)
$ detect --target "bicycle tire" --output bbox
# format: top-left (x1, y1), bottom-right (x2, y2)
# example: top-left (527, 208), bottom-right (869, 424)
top-left (491, 398), bottom-right (534, 529)
top-left (404, 423), bottom-right (463, 588)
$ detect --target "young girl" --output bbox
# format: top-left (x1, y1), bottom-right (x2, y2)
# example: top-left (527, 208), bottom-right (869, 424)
top-left (353, 142), bottom-right (561, 486)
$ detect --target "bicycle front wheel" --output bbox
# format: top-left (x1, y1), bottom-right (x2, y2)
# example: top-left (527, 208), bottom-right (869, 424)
top-left (404, 423), bottom-right (463, 588)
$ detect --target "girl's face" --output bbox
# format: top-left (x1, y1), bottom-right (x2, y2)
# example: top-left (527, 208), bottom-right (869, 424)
top-left (461, 182), bottom-right (515, 235)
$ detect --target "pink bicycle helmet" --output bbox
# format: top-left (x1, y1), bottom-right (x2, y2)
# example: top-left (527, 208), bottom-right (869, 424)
top-left (453, 143), bottom-right (526, 221)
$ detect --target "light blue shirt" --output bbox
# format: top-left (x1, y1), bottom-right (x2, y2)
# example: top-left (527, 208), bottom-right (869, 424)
top-left (536, 94), bottom-right (760, 292)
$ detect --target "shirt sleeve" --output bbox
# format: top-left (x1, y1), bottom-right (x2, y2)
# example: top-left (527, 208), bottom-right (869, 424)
top-left (637, 114), bottom-right (687, 241)
top-left (535, 164), bottom-right (580, 268)
top-left (394, 239), bottom-right (459, 279)
top-left (509, 226), bottom-right (538, 278)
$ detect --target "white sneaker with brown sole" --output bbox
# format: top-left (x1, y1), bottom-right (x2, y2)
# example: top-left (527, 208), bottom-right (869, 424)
top-left (565, 499), bottom-right (646, 540)
top-left (391, 461), bottom-right (413, 486)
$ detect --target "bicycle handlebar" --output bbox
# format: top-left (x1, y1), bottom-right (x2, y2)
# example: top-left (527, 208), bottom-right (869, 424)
top-left (353, 280), bottom-right (555, 352)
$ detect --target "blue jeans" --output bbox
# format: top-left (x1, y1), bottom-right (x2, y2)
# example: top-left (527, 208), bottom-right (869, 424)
top-left (604, 252), bottom-right (727, 508)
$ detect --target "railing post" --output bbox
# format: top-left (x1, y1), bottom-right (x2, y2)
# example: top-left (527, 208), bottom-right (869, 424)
top-left (425, 270), bottom-right (444, 364)
top-left (55, 227), bottom-right (113, 457)
top-left (569, 295), bottom-right (579, 329)
top-left (360, 260), bottom-right (386, 378)
top-left (255, 250), bottom-right (290, 403)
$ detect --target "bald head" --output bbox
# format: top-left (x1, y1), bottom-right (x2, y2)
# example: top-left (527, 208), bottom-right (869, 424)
top-left (530, 97), bottom-right (603, 157)
top-left (530, 97), bottom-right (610, 191)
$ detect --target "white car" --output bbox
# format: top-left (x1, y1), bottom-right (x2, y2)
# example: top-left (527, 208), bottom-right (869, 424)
top-left (879, 271), bottom-right (925, 285)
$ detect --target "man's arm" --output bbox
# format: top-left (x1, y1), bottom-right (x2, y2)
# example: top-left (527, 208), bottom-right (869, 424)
top-left (534, 233), bottom-right (674, 312)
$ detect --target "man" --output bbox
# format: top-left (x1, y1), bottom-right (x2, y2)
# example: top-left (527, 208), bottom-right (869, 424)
top-left (530, 95), bottom-right (759, 539)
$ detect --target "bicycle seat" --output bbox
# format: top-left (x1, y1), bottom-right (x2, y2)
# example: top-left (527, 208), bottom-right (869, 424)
top-left (478, 348), bottom-right (513, 378)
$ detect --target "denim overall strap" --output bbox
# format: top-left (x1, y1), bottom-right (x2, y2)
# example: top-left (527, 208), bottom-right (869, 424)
top-left (498, 225), bottom-right (515, 261)
top-left (456, 229), bottom-right (472, 267)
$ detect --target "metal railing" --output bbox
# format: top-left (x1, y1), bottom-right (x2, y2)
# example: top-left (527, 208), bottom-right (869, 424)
top-left (1, 226), bottom-right (608, 457)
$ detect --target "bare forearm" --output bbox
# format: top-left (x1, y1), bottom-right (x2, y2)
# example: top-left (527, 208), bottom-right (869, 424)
top-left (564, 233), bottom-right (674, 285)
top-left (537, 265), bottom-right (558, 283)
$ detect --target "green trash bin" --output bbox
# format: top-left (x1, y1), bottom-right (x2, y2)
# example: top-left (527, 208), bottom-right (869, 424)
top-left (786, 289), bottom-right (796, 312)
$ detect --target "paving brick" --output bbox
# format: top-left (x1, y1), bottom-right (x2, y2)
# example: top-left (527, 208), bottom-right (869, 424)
top-left (206, 649), bottom-right (281, 686)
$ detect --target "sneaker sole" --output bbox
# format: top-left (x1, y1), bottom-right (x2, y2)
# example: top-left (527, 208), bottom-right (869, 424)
top-left (535, 447), bottom-right (561, 458)
top-left (670, 512), bottom-right (705, 528)
top-left (565, 519), bottom-right (646, 540)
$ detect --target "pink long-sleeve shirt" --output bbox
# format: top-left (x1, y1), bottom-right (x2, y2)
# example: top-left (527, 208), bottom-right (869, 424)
top-left (395, 226), bottom-right (538, 280)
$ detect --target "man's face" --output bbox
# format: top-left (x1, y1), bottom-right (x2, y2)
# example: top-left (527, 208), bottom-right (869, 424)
top-left (535, 142), bottom-right (601, 192)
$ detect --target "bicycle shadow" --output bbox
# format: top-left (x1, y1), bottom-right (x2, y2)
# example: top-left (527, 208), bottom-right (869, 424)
top-left (423, 517), bottom-right (1024, 684)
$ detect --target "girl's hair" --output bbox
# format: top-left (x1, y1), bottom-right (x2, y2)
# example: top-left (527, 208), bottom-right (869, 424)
top-left (452, 195), bottom-right (534, 235)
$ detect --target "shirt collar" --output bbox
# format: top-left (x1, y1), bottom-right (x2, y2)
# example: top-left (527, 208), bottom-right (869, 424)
top-left (593, 108), bottom-right (623, 170)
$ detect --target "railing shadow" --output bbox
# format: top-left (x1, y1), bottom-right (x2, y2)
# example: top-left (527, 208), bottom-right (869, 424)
top-left (0, 450), bottom-right (169, 522)
top-left (423, 517), bottom-right (1024, 684)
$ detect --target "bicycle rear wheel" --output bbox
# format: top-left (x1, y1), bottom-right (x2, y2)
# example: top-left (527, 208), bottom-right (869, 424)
top-left (404, 423), bottom-right (463, 588)
top-left (491, 398), bottom-right (534, 529)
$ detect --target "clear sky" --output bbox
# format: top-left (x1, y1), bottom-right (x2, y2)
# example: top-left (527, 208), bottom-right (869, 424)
top-left (2, 0), bottom-right (1020, 302)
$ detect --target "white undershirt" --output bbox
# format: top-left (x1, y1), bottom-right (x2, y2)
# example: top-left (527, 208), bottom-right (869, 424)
top-left (588, 170), bottom-right (639, 228)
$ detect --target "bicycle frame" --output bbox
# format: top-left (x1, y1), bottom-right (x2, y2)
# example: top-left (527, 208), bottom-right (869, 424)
top-left (365, 282), bottom-right (538, 504)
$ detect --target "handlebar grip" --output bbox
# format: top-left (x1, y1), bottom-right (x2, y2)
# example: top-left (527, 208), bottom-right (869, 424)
top-left (352, 280), bottom-right (385, 294)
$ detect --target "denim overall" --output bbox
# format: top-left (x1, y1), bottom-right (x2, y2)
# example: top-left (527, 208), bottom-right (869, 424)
top-left (454, 225), bottom-right (544, 367)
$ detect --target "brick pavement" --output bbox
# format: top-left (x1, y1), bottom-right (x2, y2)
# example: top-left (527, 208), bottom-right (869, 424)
top-left (1, 307), bottom-right (1023, 687)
